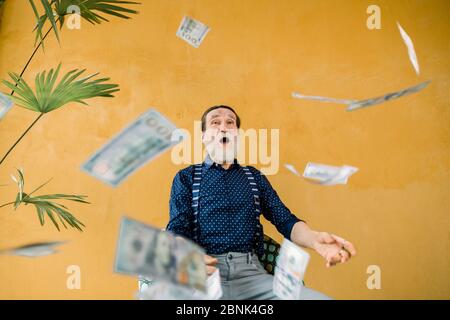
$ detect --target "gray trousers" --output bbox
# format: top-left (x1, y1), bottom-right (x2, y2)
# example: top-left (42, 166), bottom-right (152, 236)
top-left (212, 252), bottom-right (332, 300)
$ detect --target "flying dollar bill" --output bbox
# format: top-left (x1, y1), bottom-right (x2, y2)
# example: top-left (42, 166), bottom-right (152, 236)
top-left (138, 281), bottom-right (198, 300)
top-left (204, 268), bottom-right (223, 300)
top-left (138, 269), bottom-right (222, 300)
top-left (347, 81), bottom-right (430, 111)
top-left (0, 92), bottom-right (13, 119)
top-left (114, 216), bottom-right (207, 292)
top-left (397, 22), bottom-right (420, 75)
top-left (82, 109), bottom-right (181, 187)
top-left (292, 80), bottom-right (430, 111)
top-left (176, 16), bottom-right (210, 48)
top-left (291, 92), bottom-right (356, 105)
top-left (273, 239), bottom-right (310, 300)
top-left (284, 164), bottom-right (301, 177)
top-left (303, 162), bottom-right (358, 185)
top-left (0, 241), bottom-right (67, 257)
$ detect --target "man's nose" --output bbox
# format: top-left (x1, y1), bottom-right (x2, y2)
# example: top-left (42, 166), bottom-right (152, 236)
top-left (219, 122), bottom-right (228, 132)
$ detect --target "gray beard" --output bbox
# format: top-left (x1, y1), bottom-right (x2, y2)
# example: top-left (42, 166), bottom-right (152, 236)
top-left (206, 143), bottom-right (237, 164)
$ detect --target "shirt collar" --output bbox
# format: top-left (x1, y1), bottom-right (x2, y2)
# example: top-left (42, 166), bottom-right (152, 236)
top-left (203, 154), bottom-right (240, 170)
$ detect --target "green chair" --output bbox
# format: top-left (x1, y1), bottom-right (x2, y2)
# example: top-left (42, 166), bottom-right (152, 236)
top-left (259, 235), bottom-right (305, 286)
top-left (258, 234), bottom-right (281, 275)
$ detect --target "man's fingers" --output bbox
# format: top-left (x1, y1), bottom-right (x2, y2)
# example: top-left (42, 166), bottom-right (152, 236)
top-left (339, 249), bottom-right (350, 263)
top-left (344, 242), bottom-right (357, 256)
top-left (330, 234), bottom-right (346, 244)
top-left (331, 234), bottom-right (357, 256)
top-left (325, 251), bottom-right (339, 266)
top-left (326, 251), bottom-right (343, 267)
top-left (320, 232), bottom-right (336, 244)
top-left (332, 253), bottom-right (342, 263)
top-left (206, 265), bottom-right (217, 276)
top-left (204, 254), bottom-right (218, 266)
top-left (341, 241), bottom-right (356, 257)
top-left (326, 258), bottom-right (338, 268)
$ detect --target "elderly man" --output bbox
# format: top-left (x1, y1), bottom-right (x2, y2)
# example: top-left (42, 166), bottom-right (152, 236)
top-left (167, 105), bottom-right (356, 300)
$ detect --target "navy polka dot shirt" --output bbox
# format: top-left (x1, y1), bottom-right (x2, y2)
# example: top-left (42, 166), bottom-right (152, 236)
top-left (166, 155), bottom-right (302, 255)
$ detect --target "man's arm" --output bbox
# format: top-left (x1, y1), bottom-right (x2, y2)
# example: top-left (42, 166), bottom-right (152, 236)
top-left (255, 168), bottom-right (357, 267)
top-left (166, 170), bottom-right (194, 239)
top-left (256, 169), bottom-right (303, 240)
top-left (291, 220), bottom-right (357, 267)
top-left (290, 221), bottom-right (319, 249)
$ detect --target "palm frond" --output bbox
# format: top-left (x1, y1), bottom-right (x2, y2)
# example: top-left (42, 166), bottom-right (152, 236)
top-left (1, 64), bottom-right (119, 113)
top-left (56, 0), bottom-right (141, 23)
top-left (29, 0), bottom-right (140, 47)
top-left (10, 167), bottom-right (25, 203)
top-left (24, 196), bottom-right (88, 231)
top-left (29, 0), bottom-right (46, 49)
top-left (41, 0), bottom-right (60, 43)
top-left (5, 169), bottom-right (89, 231)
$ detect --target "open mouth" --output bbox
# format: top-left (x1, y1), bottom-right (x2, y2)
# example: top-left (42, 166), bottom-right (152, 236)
top-left (219, 136), bottom-right (230, 144)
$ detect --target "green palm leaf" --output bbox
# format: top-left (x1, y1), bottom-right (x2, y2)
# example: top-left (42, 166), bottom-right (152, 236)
top-left (29, 0), bottom-right (140, 47)
top-left (29, 0), bottom-right (47, 49)
top-left (56, 0), bottom-right (141, 23)
top-left (4, 168), bottom-right (89, 231)
top-left (1, 63), bottom-right (119, 113)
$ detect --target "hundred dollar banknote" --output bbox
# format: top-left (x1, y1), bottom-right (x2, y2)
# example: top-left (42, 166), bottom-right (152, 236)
top-left (273, 239), bottom-right (310, 300)
top-left (303, 162), bottom-right (358, 185)
top-left (82, 109), bottom-right (181, 187)
top-left (0, 92), bottom-right (13, 119)
top-left (114, 216), bottom-right (207, 292)
top-left (0, 241), bottom-right (67, 257)
top-left (346, 81), bottom-right (430, 111)
top-left (292, 80), bottom-right (430, 111)
top-left (397, 21), bottom-right (420, 75)
top-left (284, 164), bottom-right (301, 177)
top-left (176, 16), bottom-right (210, 48)
top-left (291, 92), bottom-right (356, 105)
top-left (138, 281), bottom-right (198, 300)
top-left (138, 269), bottom-right (222, 300)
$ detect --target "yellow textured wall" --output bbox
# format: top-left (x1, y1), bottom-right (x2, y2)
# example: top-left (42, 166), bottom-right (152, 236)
top-left (0, 0), bottom-right (449, 299)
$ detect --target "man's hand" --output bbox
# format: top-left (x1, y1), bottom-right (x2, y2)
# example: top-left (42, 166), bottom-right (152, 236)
top-left (204, 254), bottom-right (218, 275)
top-left (291, 222), bottom-right (356, 268)
top-left (312, 232), bottom-right (357, 268)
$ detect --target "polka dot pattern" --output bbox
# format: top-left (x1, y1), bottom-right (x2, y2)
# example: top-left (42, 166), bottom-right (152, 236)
top-left (167, 155), bottom-right (302, 256)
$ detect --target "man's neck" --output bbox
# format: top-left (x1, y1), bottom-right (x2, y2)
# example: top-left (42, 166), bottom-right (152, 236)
top-left (221, 163), bottom-right (232, 170)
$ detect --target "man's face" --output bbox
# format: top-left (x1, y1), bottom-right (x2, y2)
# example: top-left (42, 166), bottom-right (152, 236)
top-left (202, 108), bottom-right (239, 164)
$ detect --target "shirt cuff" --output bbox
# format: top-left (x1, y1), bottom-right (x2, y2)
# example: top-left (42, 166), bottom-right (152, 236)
top-left (283, 217), bottom-right (306, 241)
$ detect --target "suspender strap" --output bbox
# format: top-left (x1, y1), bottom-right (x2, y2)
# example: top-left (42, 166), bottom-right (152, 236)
top-left (242, 167), bottom-right (263, 257)
top-left (191, 164), bottom-right (203, 242)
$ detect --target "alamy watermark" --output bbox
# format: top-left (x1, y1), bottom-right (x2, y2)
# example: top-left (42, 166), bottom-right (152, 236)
top-left (170, 121), bottom-right (280, 175)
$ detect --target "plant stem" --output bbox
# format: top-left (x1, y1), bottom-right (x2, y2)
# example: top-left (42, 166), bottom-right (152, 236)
top-left (10, 17), bottom-right (60, 95)
top-left (0, 202), bottom-right (14, 209)
top-left (0, 17), bottom-right (61, 166)
top-left (0, 113), bottom-right (44, 166)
